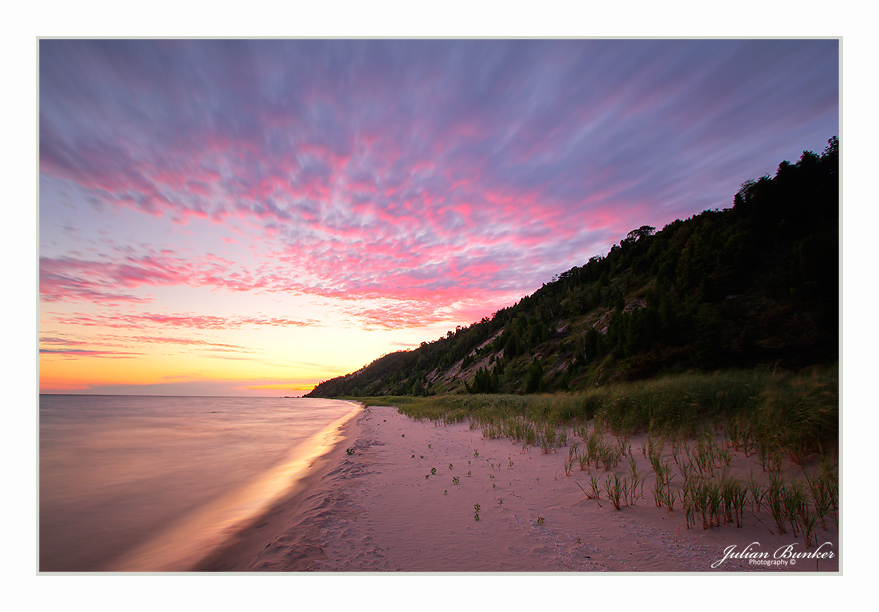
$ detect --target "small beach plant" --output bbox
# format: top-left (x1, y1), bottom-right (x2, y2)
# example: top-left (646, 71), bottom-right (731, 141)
top-left (693, 482), bottom-right (710, 529)
top-left (800, 504), bottom-right (819, 549)
top-left (627, 457), bottom-right (644, 505)
top-left (770, 448), bottom-right (784, 473)
top-left (586, 433), bottom-right (601, 469)
top-left (747, 472), bottom-right (766, 512)
top-left (719, 472), bottom-right (736, 525)
top-left (731, 482), bottom-right (748, 528)
top-left (661, 486), bottom-right (676, 511)
top-left (819, 455), bottom-right (839, 527)
top-left (541, 422), bottom-right (557, 454)
top-left (684, 500), bottom-right (695, 530)
top-left (707, 481), bottom-right (722, 528)
top-left (805, 468), bottom-right (833, 530)
top-left (767, 473), bottom-right (788, 534)
top-left (578, 448), bottom-right (590, 472)
top-left (564, 446), bottom-right (577, 476)
top-left (600, 444), bottom-right (622, 471)
top-left (605, 474), bottom-right (625, 511)
top-left (783, 483), bottom-right (806, 538)
top-left (653, 476), bottom-right (665, 508)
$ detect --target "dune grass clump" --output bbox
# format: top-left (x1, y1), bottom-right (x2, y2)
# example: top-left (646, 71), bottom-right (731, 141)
top-left (585, 432), bottom-right (601, 469)
top-left (747, 472), bottom-right (766, 513)
top-left (588, 475), bottom-right (602, 501)
top-left (680, 475), bottom-right (745, 531)
top-left (753, 368), bottom-right (838, 465)
top-left (766, 473), bottom-right (789, 534)
top-left (564, 444), bottom-right (578, 476)
top-left (376, 367), bottom-right (836, 464)
top-left (540, 422), bottom-right (558, 454)
top-left (720, 473), bottom-right (748, 528)
top-left (626, 457), bottom-right (645, 506)
top-left (660, 483), bottom-right (677, 511)
top-left (801, 505), bottom-right (819, 549)
top-left (782, 483), bottom-right (807, 538)
top-left (652, 459), bottom-right (674, 508)
top-left (805, 457), bottom-right (838, 529)
top-left (600, 443), bottom-right (623, 472)
top-left (577, 445), bottom-right (590, 471)
top-left (605, 474), bottom-right (626, 511)
top-left (479, 418), bottom-right (505, 439)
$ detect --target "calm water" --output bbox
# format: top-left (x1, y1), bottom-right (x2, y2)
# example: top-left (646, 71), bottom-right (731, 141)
top-left (39, 395), bottom-right (359, 572)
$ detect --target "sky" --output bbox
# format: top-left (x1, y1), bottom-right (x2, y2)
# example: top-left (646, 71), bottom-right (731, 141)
top-left (38, 38), bottom-right (839, 396)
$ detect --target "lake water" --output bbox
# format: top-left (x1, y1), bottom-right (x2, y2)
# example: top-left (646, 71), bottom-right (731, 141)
top-left (39, 395), bottom-right (359, 572)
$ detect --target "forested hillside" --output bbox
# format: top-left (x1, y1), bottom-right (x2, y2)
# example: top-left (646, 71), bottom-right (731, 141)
top-left (307, 137), bottom-right (838, 398)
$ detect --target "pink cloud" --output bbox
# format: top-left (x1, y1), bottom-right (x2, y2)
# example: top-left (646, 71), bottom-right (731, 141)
top-left (39, 336), bottom-right (144, 359)
top-left (52, 312), bottom-right (320, 331)
top-left (109, 335), bottom-right (251, 350)
top-left (39, 348), bottom-right (143, 359)
top-left (40, 252), bottom-right (278, 304)
top-left (39, 332), bottom-right (252, 358)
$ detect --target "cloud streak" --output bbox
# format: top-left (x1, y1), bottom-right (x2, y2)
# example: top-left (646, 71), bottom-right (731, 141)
top-left (51, 312), bottom-right (320, 331)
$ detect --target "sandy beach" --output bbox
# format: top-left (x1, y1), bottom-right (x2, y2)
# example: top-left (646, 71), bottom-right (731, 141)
top-left (193, 403), bottom-right (839, 573)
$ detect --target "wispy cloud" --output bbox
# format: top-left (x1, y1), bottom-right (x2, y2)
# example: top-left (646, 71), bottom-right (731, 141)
top-left (52, 311), bottom-right (320, 331)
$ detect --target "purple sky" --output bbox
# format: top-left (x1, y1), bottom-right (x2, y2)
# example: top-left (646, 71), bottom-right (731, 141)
top-left (38, 39), bottom-right (839, 394)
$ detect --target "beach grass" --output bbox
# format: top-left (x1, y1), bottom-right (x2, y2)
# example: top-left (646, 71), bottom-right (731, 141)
top-left (352, 367), bottom-right (837, 462)
top-left (348, 367), bottom-right (837, 547)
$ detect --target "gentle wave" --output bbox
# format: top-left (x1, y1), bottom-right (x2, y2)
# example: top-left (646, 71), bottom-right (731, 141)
top-left (39, 395), bottom-right (360, 571)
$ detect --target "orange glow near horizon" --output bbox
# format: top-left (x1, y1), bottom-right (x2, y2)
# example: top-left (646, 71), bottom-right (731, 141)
top-left (38, 298), bottom-right (456, 395)
top-left (242, 384), bottom-right (315, 391)
top-left (39, 353), bottom-right (327, 397)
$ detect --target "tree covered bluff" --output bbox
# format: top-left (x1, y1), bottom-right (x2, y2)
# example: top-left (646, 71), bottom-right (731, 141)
top-left (308, 137), bottom-right (838, 398)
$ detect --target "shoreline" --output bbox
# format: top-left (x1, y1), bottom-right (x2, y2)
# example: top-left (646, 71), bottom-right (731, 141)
top-left (196, 404), bottom-right (839, 573)
top-left (191, 402), bottom-right (365, 571)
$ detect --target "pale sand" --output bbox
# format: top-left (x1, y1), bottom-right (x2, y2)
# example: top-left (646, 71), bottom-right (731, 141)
top-left (195, 404), bottom-right (839, 572)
